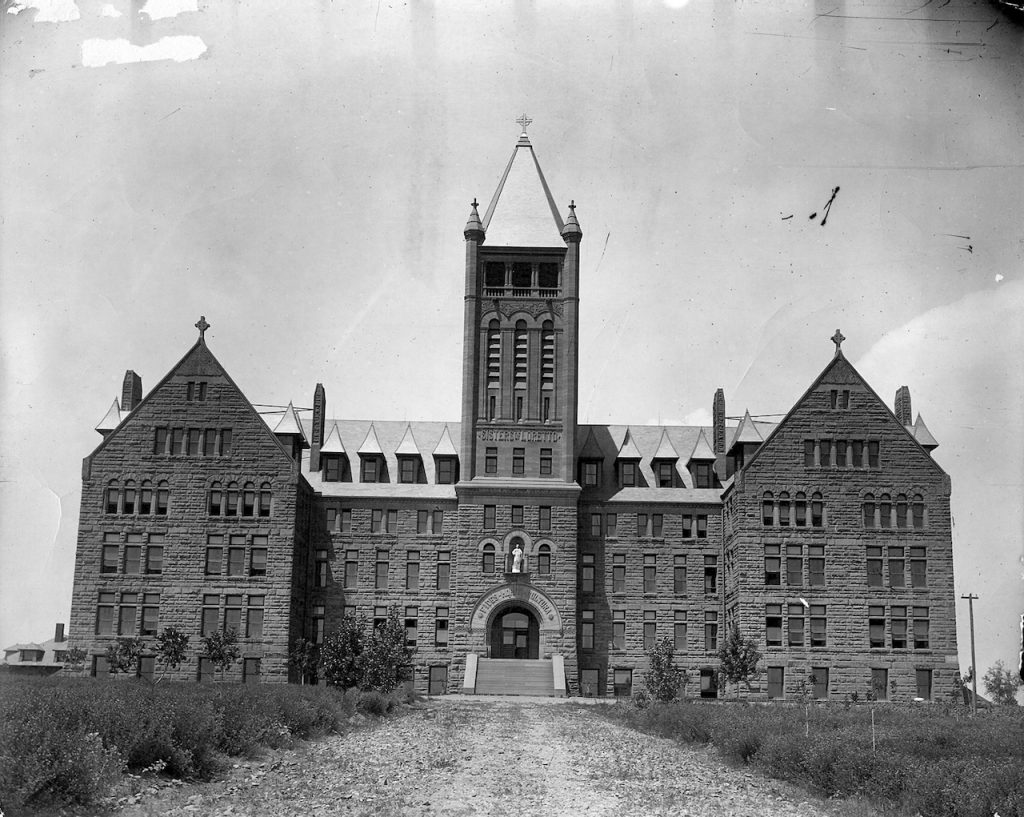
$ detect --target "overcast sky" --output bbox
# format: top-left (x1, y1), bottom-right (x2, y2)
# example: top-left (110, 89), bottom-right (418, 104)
top-left (1, 0), bottom-right (1021, 690)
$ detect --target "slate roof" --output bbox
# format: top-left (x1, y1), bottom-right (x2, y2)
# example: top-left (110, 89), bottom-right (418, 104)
top-left (482, 132), bottom-right (566, 247)
top-left (688, 428), bottom-right (716, 462)
top-left (272, 402), bottom-right (307, 442)
top-left (911, 414), bottom-right (939, 449)
top-left (395, 425), bottom-right (422, 457)
top-left (320, 423), bottom-right (346, 454)
top-left (95, 398), bottom-right (126, 433)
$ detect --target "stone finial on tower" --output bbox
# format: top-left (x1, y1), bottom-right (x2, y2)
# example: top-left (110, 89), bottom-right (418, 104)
top-left (713, 388), bottom-right (726, 455)
top-left (560, 200), bottom-right (582, 243)
top-left (310, 383), bottom-right (326, 472)
top-left (894, 385), bottom-right (912, 427)
top-left (121, 370), bottom-right (143, 412)
top-left (464, 198), bottom-right (484, 241)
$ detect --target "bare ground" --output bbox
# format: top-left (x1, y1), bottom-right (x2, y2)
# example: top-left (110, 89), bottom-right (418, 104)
top-left (110, 697), bottom-right (872, 817)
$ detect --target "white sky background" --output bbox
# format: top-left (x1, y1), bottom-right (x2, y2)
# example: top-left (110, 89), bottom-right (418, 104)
top-left (1, 0), bottom-right (1021, 688)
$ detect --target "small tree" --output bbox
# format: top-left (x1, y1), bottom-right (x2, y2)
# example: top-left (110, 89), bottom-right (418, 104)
top-left (154, 626), bottom-right (190, 682)
top-left (105, 637), bottom-right (146, 677)
top-left (643, 638), bottom-right (688, 702)
top-left (289, 637), bottom-right (320, 685)
top-left (62, 646), bottom-right (88, 674)
top-left (320, 612), bottom-right (367, 689)
top-left (983, 660), bottom-right (1021, 706)
top-left (201, 629), bottom-right (240, 683)
top-left (716, 622), bottom-right (762, 698)
top-left (360, 607), bottom-right (412, 693)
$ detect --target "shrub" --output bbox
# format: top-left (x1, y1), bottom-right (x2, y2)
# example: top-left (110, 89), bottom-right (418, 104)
top-left (642, 639), bottom-right (687, 702)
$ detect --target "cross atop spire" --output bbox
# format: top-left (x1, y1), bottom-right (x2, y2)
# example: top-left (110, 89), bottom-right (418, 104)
top-left (196, 315), bottom-right (210, 341)
top-left (515, 112), bottom-right (533, 133)
top-left (831, 328), bottom-right (845, 355)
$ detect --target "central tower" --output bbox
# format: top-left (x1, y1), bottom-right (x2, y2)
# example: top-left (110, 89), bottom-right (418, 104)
top-left (459, 128), bottom-right (582, 480)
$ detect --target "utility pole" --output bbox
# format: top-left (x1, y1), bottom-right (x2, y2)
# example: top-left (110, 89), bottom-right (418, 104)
top-left (961, 593), bottom-right (979, 714)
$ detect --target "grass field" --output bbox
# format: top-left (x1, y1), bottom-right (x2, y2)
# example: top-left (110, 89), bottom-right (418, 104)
top-left (598, 698), bottom-right (1024, 817)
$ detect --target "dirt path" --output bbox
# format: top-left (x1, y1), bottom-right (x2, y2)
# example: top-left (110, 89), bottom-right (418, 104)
top-left (114, 698), bottom-right (862, 817)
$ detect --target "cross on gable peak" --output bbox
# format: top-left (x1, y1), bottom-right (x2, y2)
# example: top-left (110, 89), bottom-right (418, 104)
top-left (515, 113), bottom-right (533, 133)
top-left (196, 315), bottom-right (210, 341)
top-left (831, 328), bottom-right (846, 355)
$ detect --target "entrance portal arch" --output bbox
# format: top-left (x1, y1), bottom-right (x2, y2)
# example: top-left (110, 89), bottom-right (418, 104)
top-left (469, 582), bottom-right (563, 659)
top-left (489, 605), bottom-right (539, 659)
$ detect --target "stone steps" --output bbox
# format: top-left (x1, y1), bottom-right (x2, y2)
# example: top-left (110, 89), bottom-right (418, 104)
top-left (474, 658), bottom-right (556, 696)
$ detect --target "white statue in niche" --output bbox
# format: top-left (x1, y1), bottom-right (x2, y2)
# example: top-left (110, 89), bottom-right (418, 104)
top-left (511, 542), bottom-right (524, 573)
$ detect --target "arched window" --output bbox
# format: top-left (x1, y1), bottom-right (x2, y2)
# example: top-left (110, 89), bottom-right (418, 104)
top-left (863, 493), bottom-right (875, 528)
top-left (762, 492), bottom-right (774, 526)
top-left (209, 482), bottom-right (223, 516)
top-left (242, 482), bottom-right (256, 517)
top-left (895, 494), bottom-right (908, 528)
top-left (487, 320), bottom-right (501, 390)
top-left (794, 492), bottom-right (807, 527)
top-left (879, 494), bottom-right (892, 528)
top-left (225, 482), bottom-right (239, 517)
top-left (122, 480), bottom-right (137, 515)
top-left (541, 320), bottom-right (555, 392)
top-left (105, 480), bottom-right (120, 515)
top-left (811, 492), bottom-right (824, 527)
top-left (481, 543), bottom-right (495, 574)
top-left (139, 480), bottom-right (153, 515)
top-left (778, 492), bottom-right (791, 527)
top-left (155, 481), bottom-right (169, 516)
top-left (912, 494), bottom-right (925, 529)
top-left (259, 482), bottom-right (272, 518)
top-left (537, 544), bottom-right (551, 575)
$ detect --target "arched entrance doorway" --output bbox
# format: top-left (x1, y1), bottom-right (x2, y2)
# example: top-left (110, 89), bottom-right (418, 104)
top-left (489, 606), bottom-right (540, 659)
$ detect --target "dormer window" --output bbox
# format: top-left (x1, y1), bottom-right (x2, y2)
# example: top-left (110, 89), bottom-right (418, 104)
top-left (579, 460), bottom-right (602, 487)
top-left (398, 455), bottom-right (425, 484)
top-left (619, 461), bottom-right (638, 488)
top-left (322, 454), bottom-right (351, 482)
top-left (691, 462), bottom-right (713, 489)
top-left (360, 456), bottom-right (386, 483)
top-left (653, 461), bottom-right (675, 488)
top-left (435, 456), bottom-right (459, 485)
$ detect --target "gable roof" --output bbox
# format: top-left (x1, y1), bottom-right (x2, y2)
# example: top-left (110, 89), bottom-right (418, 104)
top-left (395, 425), bottom-right (422, 456)
top-left (482, 132), bottom-right (565, 247)
top-left (911, 413), bottom-right (939, 449)
top-left (95, 398), bottom-right (124, 433)
top-left (320, 423), bottom-right (346, 455)
top-left (272, 402), bottom-right (307, 442)
top-left (432, 425), bottom-right (458, 457)
top-left (616, 428), bottom-right (643, 460)
top-left (357, 423), bottom-right (384, 455)
top-left (688, 429), bottom-right (716, 462)
top-left (652, 429), bottom-right (680, 460)
top-left (729, 410), bottom-right (764, 449)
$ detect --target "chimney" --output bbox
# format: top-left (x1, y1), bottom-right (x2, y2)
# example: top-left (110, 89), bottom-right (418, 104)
top-left (121, 370), bottom-right (143, 412)
top-left (894, 386), bottom-right (912, 426)
top-left (309, 383), bottom-right (326, 472)
top-left (713, 388), bottom-right (726, 455)
top-left (54, 623), bottom-right (65, 643)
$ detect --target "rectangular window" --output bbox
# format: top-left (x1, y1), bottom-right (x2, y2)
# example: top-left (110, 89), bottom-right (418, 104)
top-left (581, 609), bottom-right (594, 650)
top-left (786, 544), bottom-right (803, 586)
top-left (867, 546), bottom-right (884, 587)
top-left (540, 448), bottom-right (552, 476)
top-left (406, 551), bottom-right (420, 591)
top-left (539, 506), bottom-right (551, 531)
top-left (913, 607), bottom-right (929, 649)
top-left (511, 505), bottom-right (524, 526)
top-left (247, 540), bottom-right (267, 576)
top-left (657, 461), bottom-right (674, 487)
top-left (485, 447), bottom-right (498, 474)
top-left (819, 439), bottom-right (832, 467)
top-left (612, 554), bottom-right (625, 594)
top-left (340, 509), bottom-right (352, 532)
top-left (435, 607), bottom-right (450, 647)
top-left (696, 515), bottom-right (707, 538)
top-left (651, 514), bottom-right (663, 538)
top-left (386, 509), bottom-right (398, 533)
top-left (141, 594), bottom-right (159, 636)
top-left (247, 595), bottom-right (264, 639)
top-left (371, 509), bottom-right (383, 533)
top-left (606, 513), bottom-right (617, 537)
top-left (613, 668), bottom-right (633, 698)
top-left (704, 556), bottom-right (718, 594)
top-left (219, 429), bottom-right (232, 456)
top-left (835, 440), bottom-right (847, 467)
top-left (871, 667), bottom-right (889, 700)
top-left (682, 514), bottom-right (693, 538)
top-left (375, 550), bottom-right (389, 590)
top-left (483, 505), bottom-right (496, 529)
top-left (643, 555), bottom-right (656, 594)
top-left (482, 547), bottom-right (495, 573)
top-left (96, 591), bottom-right (115, 635)
top-left (344, 550), bottom-right (358, 589)
top-left (869, 605), bottom-right (886, 648)
top-left (590, 513), bottom-right (602, 537)
top-left (373, 606), bottom-right (388, 630)
top-left (433, 510), bottom-right (444, 534)
top-left (105, 485), bottom-right (119, 514)
top-left (673, 611), bottom-right (687, 651)
top-left (788, 603), bottom-right (805, 647)
top-left (581, 553), bottom-right (595, 594)
top-left (888, 547), bottom-right (906, 588)
top-left (326, 507), bottom-right (338, 531)
top-left (404, 607), bottom-right (418, 648)
top-left (851, 440), bottom-right (863, 467)
top-left (810, 605), bottom-right (827, 647)
top-left (673, 555), bottom-right (686, 594)
top-left (205, 540), bottom-right (223, 575)
top-left (154, 427), bottom-right (168, 455)
top-left (187, 429), bottom-right (201, 456)
top-left (417, 510), bottom-right (429, 534)
top-left (764, 544), bottom-right (781, 586)
top-left (224, 595), bottom-right (242, 635)
top-left (324, 455), bottom-right (342, 482)
top-left (915, 669), bottom-right (932, 700)
top-left (891, 606), bottom-right (908, 649)
top-left (203, 429), bottom-right (216, 457)
top-left (227, 543), bottom-right (245, 577)
top-left (512, 448), bottom-right (525, 475)
top-left (315, 549), bottom-right (329, 587)
top-left (804, 439), bottom-right (815, 467)
top-left (201, 594), bottom-right (219, 636)
top-left (643, 611), bottom-right (657, 651)
top-left (910, 547), bottom-right (927, 587)
top-left (582, 461), bottom-right (600, 487)
top-left (436, 457), bottom-right (455, 484)
top-left (243, 658), bottom-right (261, 685)
top-left (620, 461), bottom-right (636, 487)
top-left (170, 427), bottom-right (184, 456)
top-left (867, 441), bottom-right (879, 467)
top-left (704, 611), bottom-right (718, 652)
top-left (361, 457), bottom-right (379, 483)
top-left (808, 545), bottom-right (825, 586)
top-left (766, 604), bottom-right (783, 646)
top-left (612, 610), bottom-right (626, 650)
top-left (400, 458), bottom-right (417, 484)
top-left (767, 666), bottom-right (785, 699)
top-left (437, 551), bottom-right (451, 591)
top-left (101, 539), bottom-right (119, 574)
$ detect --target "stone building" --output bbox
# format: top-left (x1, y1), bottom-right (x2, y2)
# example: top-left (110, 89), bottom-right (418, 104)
top-left (68, 128), bottom-right (957, 700)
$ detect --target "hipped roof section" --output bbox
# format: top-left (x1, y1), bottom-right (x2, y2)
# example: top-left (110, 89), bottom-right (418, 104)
top-left (482, 132), bottom-right (565, 247)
